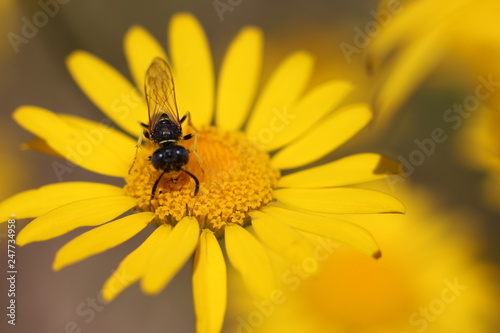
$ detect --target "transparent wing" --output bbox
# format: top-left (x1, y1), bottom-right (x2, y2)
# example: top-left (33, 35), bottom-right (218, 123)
top-left (144, 57), bottom-right (181, 132)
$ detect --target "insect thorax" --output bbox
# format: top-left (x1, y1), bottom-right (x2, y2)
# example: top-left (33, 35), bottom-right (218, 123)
top-left (152, 118), bottom-right (182, 144)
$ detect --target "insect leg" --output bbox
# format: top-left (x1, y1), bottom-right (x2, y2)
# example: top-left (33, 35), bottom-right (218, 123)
top-left (180, 111), bottom-right (199, 132)
top-left (180, 111), bottom-right (202, 164)
top-left (128, 129), bottom-right (149, 175)
top-left (185, 132), bottom-right (203, 166)
top-left (181, 167), bottom-right (200, 196)
top-left (179, 112), bottom-right (189, 124)
top-left (151, 170), bottom-right (167, 199)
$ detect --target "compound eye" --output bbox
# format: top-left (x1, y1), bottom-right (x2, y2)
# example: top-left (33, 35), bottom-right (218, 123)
top-left (151, 150), bottom-right (164, 170)
top-left (176, 147), bottom-right (190, 164)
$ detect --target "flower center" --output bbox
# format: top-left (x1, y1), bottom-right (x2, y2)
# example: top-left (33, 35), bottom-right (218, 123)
top-left (125, 126), bottom-right (280, 236)
top-left (300, 246), bottom-right (418, 331)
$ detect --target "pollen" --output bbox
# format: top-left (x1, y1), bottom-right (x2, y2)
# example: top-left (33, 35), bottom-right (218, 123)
top-left (125, 126), bottom-right (280, 236)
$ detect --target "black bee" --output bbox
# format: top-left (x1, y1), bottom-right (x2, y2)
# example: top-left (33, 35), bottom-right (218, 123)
top-left (141, 57), bottom-right (199, 198)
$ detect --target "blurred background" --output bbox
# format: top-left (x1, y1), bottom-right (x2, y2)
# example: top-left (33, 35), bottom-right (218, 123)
top-left (1, 0), bottom-right (499, 332)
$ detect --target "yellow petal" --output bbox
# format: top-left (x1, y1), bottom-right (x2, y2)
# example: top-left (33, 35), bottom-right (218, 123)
top-left (60, 113), bottom-right (136, 168)
top-left (66, 51), bottom-right (148, 136)
top-left (216, 27), bottom-right (263, 131)
top-left (169, 13), bottom-right (214, 127)
top-left (141, 216), bottom-right (200, 294)
top-left (193, 229), bottom-right (227, 333)
top-left (250, 211), bottom-right (316, 265)
top-left (225, 224), bottom-right (275, 299)
top-left (373, 29), bottom-right (446, 124)
top-left (102, 225), bottom-right (171, 302)
top-left (265, 80), bottom-right (354, 151)
top-left (278, 153), bottom-right (401, 188)
top-left (368, 0), bottom-right (468, 72)
top-left (22, 137), bottom-right (63, 159)
top-left (368, 0), bottom-right (429, 71)
top-left (246, 52), bottom-right (314, 142)
top-left (16, 195), bottom-right (136, 246)
top-left (53, 212), bottom-right (154, 271)
top-left (124, 25), bottom-right (168, 91)
top-left (0, 182), bottom-right (124, 223)
top-left (13, 106), bottom-right (135, 177)
top-left (271, 103), bottom-right (372, 169)
top-left (274, 188), bottom-right (405, 214)
top-left (262, 206), bottom-right (381, 258)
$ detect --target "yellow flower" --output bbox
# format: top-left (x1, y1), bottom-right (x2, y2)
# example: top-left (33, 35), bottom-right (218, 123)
top-left (459, 106), bottom-right (500, 211)
top-left (228, 183), bottom-right (500, 333)
top-left (367, 0), bottom-right (500, 210)
top-left (0, 13), bottom-right (405, 333)
top-left (369, 0), bottom-right (500, 123)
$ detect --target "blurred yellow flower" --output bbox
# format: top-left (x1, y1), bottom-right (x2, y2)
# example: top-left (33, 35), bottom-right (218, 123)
top-left (0, 12), bottom-right (405, 333)
top-left (459, 106), bottom-right (500, 211)
top-left (366, 0), bottom-right (500, 211)
top-left (228, 183), bottom-right (500, 333)
top-left (369, 0), bottom-right (500, 123)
